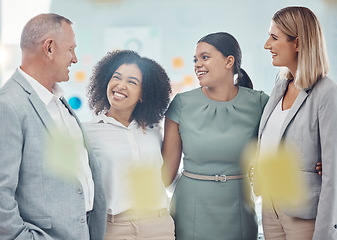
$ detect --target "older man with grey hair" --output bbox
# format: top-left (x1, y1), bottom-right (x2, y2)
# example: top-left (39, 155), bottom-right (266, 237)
top-left (0, 13), bottom-right (106, 240)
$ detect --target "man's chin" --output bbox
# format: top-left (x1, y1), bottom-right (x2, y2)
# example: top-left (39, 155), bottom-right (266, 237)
top-left (59, 76), bottom-right (70, 83)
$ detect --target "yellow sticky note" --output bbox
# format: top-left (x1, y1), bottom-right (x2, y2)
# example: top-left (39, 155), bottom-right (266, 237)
top-left (172, 57), bottom-right (184, 69)
top-left (183, 75), bottom-right (194, 85)
top-left (75, 71), bottom-right (86, 83)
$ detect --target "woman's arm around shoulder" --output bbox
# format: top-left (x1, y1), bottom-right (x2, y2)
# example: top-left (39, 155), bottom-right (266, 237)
top-left (161, 117), bottom-right (182, 187)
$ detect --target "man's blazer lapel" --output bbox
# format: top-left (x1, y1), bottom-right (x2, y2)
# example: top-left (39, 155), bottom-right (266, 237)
top-left (59, 97), bottom-right (86, 141)
top-left (12, 70), bottom-right (56, 135)
top-left (60, 97), bottom-right (97, 167)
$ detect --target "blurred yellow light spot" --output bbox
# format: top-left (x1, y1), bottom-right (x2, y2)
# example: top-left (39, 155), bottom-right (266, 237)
top-left (172, 57), bottom-right (184, 69)
top-left (257, 143), bottom-right (307, 208)
top-left (45, 130), bottom-right (79, 182)
top-left (183, 75), bottom-right (194, 85)
top-left (75, 71), bottom-right (86, 83)
top-left (128, 166), bottom-right (161, 209)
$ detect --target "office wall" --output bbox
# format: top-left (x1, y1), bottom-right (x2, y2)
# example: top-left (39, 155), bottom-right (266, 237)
top-left (1, 0), bottom-right (337, 120)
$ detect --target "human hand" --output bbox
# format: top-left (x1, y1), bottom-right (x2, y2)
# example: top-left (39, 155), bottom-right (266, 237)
top-left (316, 162), bottom-right (322, 175)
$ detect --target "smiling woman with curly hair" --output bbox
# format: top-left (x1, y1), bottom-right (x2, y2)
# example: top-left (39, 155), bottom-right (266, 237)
top-left (87, 50), bottom-right (171, 128)
top-left (84, 50), bottom-right (174, 240)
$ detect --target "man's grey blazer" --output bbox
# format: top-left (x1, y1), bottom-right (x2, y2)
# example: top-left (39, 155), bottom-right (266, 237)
top-left (256, 76), bottom-right (337, 239)
top-left (0, 70), bottom-right (107, 240)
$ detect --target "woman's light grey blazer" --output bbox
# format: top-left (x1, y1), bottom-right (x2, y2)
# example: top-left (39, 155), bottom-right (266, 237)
top-left (0, 70), bottom-right (107, 240)
top-left (254, 76), bottom-right (337, 239)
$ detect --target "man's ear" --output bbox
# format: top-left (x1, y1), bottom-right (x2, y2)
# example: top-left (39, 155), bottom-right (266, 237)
top-left (43, 38), bottom-right (54, 59)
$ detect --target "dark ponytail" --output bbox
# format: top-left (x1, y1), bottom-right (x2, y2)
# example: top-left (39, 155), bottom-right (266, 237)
top-left (198, 32), bottom-right (254, 89)
top-left (235, 68), bottom-right (253, 89)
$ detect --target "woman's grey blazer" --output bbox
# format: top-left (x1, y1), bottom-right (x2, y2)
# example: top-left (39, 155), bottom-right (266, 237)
top-left (255, 76), bottom-right (337, 239)
top-left (0, 70), bottom-right (107, 240)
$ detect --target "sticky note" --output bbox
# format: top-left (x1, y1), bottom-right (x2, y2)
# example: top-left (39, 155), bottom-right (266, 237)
top-left (183, 75), bottom-right (194, 85)
top-left (172, 57), bottom-right (184, 69)
top-left (75, 71), bottom-right (86, 82)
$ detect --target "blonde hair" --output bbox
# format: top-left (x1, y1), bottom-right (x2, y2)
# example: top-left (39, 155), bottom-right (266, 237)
top-left (273, 6), bottom-right (329, 89)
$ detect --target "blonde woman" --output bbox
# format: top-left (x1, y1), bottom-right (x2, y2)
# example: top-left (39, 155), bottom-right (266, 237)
top-left (255, 6), bottom-right (337, 240)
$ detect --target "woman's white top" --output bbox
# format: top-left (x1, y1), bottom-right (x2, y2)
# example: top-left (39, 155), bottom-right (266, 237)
top-left (83, 114), bottom-right (169, 215)
top-left (259, 98), bottom-right (290, 156)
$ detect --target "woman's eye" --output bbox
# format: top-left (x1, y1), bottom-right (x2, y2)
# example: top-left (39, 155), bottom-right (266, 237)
top-left (203, 56), bottom-right (209, 60)
top-left (129, 81), bottom-right (137, 85)
top-left (112, 76), bottom-right (121, 80)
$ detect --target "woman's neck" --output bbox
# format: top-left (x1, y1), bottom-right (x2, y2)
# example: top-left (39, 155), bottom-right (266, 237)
top-left (106, 109), bottom-right (132, 127)
top-left (202, 82), bottom-right (238, 102)
top-left (282, 80), bottom-right (301, 110)
top-left (288, 64), bottom-right (297, 80)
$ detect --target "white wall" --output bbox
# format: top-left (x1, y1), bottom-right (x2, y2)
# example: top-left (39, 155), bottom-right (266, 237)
top-left (1, 0), bottom-right (337, 121)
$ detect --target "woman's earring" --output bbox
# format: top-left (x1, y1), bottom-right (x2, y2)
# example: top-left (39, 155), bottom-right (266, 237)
top-left (139, 99), bottom-right (142, 103)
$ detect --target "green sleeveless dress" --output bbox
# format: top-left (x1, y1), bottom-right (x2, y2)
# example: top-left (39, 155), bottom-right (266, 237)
top-left (166, 87), bottom-right (269, 240)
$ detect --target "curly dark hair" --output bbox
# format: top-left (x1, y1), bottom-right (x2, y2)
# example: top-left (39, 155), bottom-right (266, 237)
top-left (87, 50), bottom-right (172, 128)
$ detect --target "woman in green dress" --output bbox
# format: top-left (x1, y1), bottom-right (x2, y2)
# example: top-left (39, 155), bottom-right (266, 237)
top-left (162, 32), bottom-right (269, 240)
